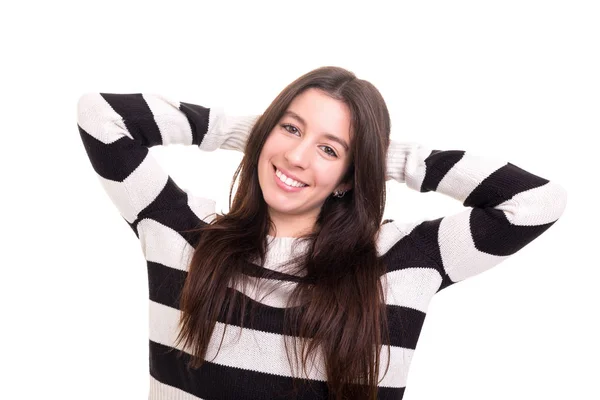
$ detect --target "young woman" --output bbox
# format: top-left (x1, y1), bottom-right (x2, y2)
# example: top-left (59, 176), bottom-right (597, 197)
top-left (76, 66), bottom-right (567, 400)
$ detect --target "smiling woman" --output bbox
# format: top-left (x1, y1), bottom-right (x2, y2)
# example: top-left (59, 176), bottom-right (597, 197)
top-left (76, 65), bottom-right (567, 400)
top-left (173, 67), bottom-right (397, 399)
top-left (258, 87), bottom-right (354, 238)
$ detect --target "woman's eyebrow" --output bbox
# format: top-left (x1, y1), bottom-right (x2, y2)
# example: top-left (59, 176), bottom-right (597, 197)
top-left (283, 110), bottom-right (349, 151)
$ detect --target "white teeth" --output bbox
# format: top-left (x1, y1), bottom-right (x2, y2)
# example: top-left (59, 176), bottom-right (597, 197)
top-left (275, 168), bottom-right (307, 187)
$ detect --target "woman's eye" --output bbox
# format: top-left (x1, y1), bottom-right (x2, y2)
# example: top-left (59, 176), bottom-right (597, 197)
top-left (281, 123), bottom-right (338, 158)
top-left (282, 124), bottom-right (299, 135)
top-left (320, 146), bottom-right (338, 158)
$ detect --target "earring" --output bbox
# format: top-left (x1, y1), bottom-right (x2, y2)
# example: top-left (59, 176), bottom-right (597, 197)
top-left (333, 190), bottom-right (347, 198)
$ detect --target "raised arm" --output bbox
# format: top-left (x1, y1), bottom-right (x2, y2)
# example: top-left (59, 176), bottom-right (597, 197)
top-left (76, 93), bottom-right (258, 236)
top-left (385, 140), bottom-right (567, 293)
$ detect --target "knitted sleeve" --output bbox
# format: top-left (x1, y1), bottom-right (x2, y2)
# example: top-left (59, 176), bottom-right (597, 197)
top-left (385, 140), bottom-right (568, 293)
top-left (76, 92), bottom-right (258, 236)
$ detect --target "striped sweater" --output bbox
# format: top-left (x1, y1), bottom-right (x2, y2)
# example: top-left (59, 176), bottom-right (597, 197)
top-left (76, 92), bottom-right (567, 400)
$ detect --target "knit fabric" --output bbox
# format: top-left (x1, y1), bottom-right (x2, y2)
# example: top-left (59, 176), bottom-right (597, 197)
top-left (76, 93), bottom-right (567, 400)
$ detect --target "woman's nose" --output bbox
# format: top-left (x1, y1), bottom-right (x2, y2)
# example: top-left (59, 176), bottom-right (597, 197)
top-left (284, 141), bottom-right (312, 169)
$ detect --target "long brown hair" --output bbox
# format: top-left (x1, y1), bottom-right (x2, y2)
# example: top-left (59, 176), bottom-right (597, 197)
top-left (174, 66), bottom-right (392, 399)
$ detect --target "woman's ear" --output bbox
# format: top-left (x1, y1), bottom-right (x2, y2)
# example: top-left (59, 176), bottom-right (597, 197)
top-left (338, 178), bottom-right (353, 192)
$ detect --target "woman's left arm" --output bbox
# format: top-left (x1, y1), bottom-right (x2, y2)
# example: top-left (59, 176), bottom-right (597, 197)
top-left (385, 140), bottom-right (567, 293)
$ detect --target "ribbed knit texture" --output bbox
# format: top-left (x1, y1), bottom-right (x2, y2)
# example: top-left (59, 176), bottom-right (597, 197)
top-left (76, 92), bottom-right (567, 400)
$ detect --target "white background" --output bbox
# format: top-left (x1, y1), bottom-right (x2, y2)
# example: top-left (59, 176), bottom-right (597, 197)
top-left (1, 0), bottom-right (597, 399)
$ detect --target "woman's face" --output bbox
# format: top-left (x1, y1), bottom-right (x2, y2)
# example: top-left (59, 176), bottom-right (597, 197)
top-left (257, 88), bottom-right (353, 235)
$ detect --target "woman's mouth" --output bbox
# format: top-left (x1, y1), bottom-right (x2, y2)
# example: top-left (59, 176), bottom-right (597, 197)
top-left (273, 165), bottom-right (309, 192)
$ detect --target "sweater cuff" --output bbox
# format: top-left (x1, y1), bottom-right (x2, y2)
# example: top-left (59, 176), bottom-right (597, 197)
top-left (386, 140), bottom-right (421, 183)
top-left (200, 108), bottom-right (259, 153)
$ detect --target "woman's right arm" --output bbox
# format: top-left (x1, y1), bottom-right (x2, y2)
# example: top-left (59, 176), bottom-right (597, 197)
top-left (76, 92), bottom-right (259, 234)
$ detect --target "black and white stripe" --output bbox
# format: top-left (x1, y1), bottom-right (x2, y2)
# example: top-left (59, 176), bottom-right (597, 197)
top-left (384, 141), bottom-right (567, 293)
top-left (77, 93), bottom-right (566, 399)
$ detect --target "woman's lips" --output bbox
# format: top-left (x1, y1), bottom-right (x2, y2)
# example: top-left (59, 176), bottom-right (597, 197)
top-left (273, 164), bottom-right (308, 192)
